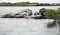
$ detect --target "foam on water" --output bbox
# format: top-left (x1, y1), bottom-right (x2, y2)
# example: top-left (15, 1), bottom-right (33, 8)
top-left (0, 18), bottom-right (59, 35)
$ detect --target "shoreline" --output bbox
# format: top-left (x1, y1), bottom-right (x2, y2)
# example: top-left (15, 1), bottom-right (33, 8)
top-left (0, 6), bottom-right (60, 7)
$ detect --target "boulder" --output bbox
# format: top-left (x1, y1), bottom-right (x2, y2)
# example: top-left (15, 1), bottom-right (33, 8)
top-left (33, 12), bottom-right (43, 19)
top-left (16, 9), bottom-right (32, 18)
top-left (47, 20), bottom-right (56, 28)
top-left (39, 8), bottom-right (46, 16)
top-left (1, 13), bottom-right (12, 18)
top-left (20, 9), bottom-right (32, 16)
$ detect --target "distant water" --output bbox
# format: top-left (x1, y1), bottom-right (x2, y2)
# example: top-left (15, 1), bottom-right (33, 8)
top-left (0, 6), bottom-right (60, 15)
top-left (0, 18), bottom-right (59, 35)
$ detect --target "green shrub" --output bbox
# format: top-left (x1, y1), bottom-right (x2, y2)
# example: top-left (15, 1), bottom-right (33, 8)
top-left (44, 9), bottom-right (57, 19)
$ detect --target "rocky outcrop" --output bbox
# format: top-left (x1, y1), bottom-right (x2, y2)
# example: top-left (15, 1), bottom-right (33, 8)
top-left (39, 8), bottom-right (46, 16)
top-left (1, 8), bottom-right (46, 19)
top-left (33, 12), bottom-right (43, 19)
top-left (47, 20), bottom-right (56, 28)
top-left (1, 9), bottom-right (32, 18)
top-left (33, 8), bottom-right (46, 19)
top-left (1, 13), bottom-right (12, 18)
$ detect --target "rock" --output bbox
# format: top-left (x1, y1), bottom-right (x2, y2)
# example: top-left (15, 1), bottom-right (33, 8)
top-left (1, 13), bottom-right (12, 18)
top-left (16, 9), bottom-right (32, 18)
top-left (1, 9), bottom-right (32, 18)
top-left (47, 20), bottom-right (56, 28)
top-left (33, 12), bottom-right (43, 19)
top-left (39, 8), bottom-right (46, 16)
top-left (20, 9), bottom-right (32, 16)
top-left (39, 8), bottom-right (46, 13)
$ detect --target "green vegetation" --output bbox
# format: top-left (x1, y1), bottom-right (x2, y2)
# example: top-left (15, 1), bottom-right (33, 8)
top-left (44, 8), bottom-right (60, 19)
top-left (44, 8), bottom-right (60, 28)
top-left (44, 9), bottom-right (57, 19)
top-left (0, 2), bottom-right (38, 6)
top-left (0, 2), bottom-right (14, 6)
top-left (0, 2), bottom-right (60, 6)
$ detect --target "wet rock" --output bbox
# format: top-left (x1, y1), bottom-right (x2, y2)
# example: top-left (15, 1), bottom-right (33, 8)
top-left (39, 8), bottom-right (46, 16)
top-left (16, 9), bottom-right (32, 18)
top-left (1, 9), bottom-right (32, 18)
top-left (1, 14), bottom-right (12, 18)
top-left (20, 9), bottom-right (32, 16)
top-left (33, 12), bottom-right (43, 19)
top-left (47, 20), bottom-right (56, 28)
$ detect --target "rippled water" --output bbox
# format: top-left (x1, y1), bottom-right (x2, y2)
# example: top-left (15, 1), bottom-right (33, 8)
top-left (0, 6), bottom-right (60, 15)
top-left (0, 6), bottom-right (60, 35)
top-left (0, 18), bottom-right (59, 35)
